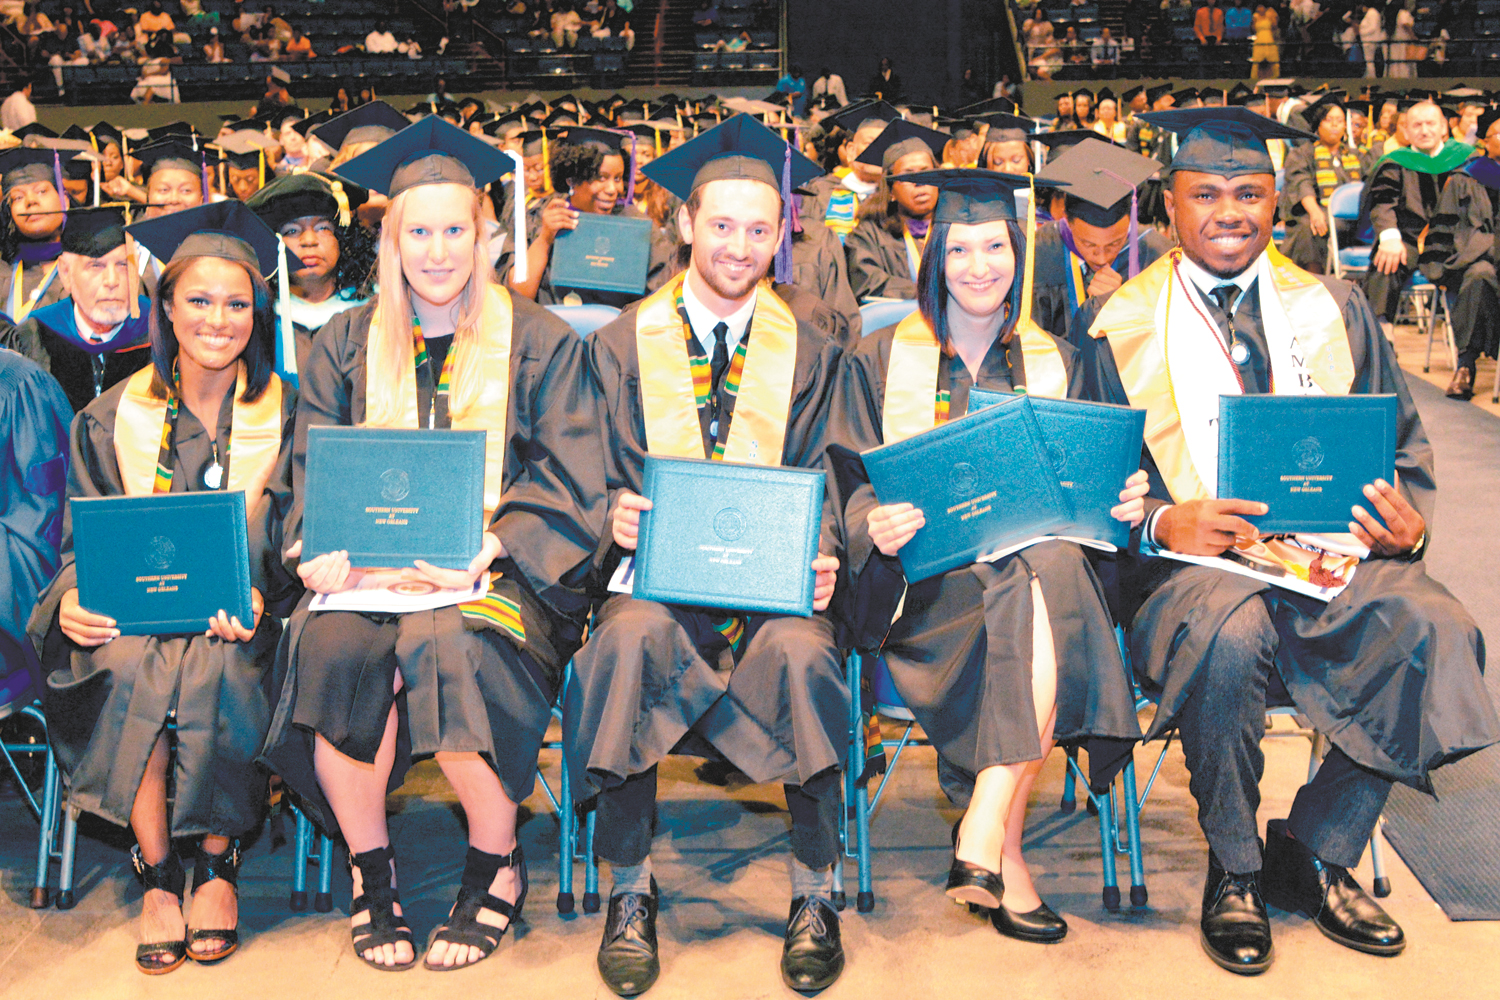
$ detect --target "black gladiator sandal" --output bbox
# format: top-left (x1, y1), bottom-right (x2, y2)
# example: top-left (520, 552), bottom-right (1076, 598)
top-left (186, 840), bottom-right (242, 964)
top-left (348, 845), bottom-right (418, 971)
top-left (130, 845), bottom-right (189, 976)
top-left (422, 844), bottom-right (529, 971)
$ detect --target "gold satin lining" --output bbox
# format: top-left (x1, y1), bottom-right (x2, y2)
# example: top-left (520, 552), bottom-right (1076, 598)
top-left (1089, 248), bottom-right (1355, 503)
top-left (636, 274), bottom-right (799, 466)
top-left (114, 363), bottom-right (284, 513)
top-left (364, 284), bottom-right (515, 521)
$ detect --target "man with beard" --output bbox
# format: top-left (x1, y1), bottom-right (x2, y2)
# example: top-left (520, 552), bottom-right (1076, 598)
top-left (1072, 106), bottom-right (1498, 977)
top-left (0, 205), bottom-right (151, 411)
top-left (570, 115), bottom-right (848, 997)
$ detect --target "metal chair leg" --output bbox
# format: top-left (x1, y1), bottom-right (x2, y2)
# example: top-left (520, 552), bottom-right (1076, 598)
top-left (30, 743), bottom-right (60, 909)
top-left (56, 803), bottom-right (78, 910)
top-left (1369, 818), bottom-right (1391, 897)
top-left (315, 832), bottom-right (334, 912)
top-left (582, 806), bottom-right (599, 913)
top-left (1060, 746), bottom-right (1078, 814)
top-left (289, 803), bottom-right (311, 911)
top-left (557, 742), bottom-right (576, 914)
top-left (1119, 758), bottom-right (1147, 907)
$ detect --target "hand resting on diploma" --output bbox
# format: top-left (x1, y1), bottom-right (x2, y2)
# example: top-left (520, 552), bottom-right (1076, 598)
top-left (1155, 499), bottom-right (1268, 556)
top-left (1350, 474), bottom-right (1424, 557)
top-left (206, 588), bottom-right (265, 642)
top-left (287, 533), bottom-right (508, 595)
top-left (59, 589), bottom-right (120, 646)
top-left (1111, 470), bottom-right (1150, 527)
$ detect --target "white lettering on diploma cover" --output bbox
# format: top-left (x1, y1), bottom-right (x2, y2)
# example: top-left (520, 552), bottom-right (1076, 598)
top-left (947, 489), bottom-right (998, 522)
top-left (136, 572), bottom-right (188, 594)
top-left (366, 505), bottom-right (420, 526)
top-left (699, 543), bottom-right (755, 566)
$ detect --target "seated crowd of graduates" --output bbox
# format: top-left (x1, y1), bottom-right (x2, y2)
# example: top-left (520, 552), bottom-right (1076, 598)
top-left (0, 80), bottom-right (1497, 997)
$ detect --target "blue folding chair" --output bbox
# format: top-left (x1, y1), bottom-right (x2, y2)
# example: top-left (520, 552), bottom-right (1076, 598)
top-left (1325, 181), bottom-right (1370, 279)
top-left (546, 303), bottom-right (621, 337)
top-left (857, 299), bottom-right (918, 337)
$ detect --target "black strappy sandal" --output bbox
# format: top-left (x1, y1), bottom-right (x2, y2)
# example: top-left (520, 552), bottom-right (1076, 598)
top-left (348, 845), bottom-right (417, 972)
top-left (130, 845), bottom-right (189, 976)
top-left (186, 840), bottom-right (242, 964)
top-left (422, 844), bottom-right (528, 971)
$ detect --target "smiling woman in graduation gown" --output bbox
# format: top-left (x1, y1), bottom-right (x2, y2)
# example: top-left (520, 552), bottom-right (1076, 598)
top-left (27, 200), bottom-right (297, 973)
top-left (829, 169), bottom-right (1144, 942)
top-left (259, 118), bottom-right (606, 973)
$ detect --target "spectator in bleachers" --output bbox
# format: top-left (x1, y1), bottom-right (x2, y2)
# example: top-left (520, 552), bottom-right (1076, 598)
top-left (811, 68), bottom-right (847, 108)
top-left (256, 67), bottom-right (294, 112)
top-left (399, 34), bottom-right (423, 58)
top-left (692, 0), bottom-right (717, 26)
top-left (134, 0), bottom-right (174, 51)
top-left (1194, 0), bottom-right (1225, 68)
top-left (1027, 21), bottom-right (1061, 78)
top-left (711, 29), bottom-right (748, 51)
top-left (49, 37), bottom-right (87, 93)
top-left (245, 17), bottom-right (282, 60)
top-left (610, 10), bottom-right (635, 48)
top-left (203, 25), bottom-right (229, 62)
top-left (286, 26), bottom-right (315, 60)
top-left (1224, 0), bottom-right (1253, 59)
top-left (77, 21), bottom-right (109, 61)
top-left (1250, 2), bottom-right (1280, 78)
top-left (143, 28), bottom-right (177, 61)
top-left (1355, 0), bottom-right (1385, 76)
top-left (18, 2), bottom-right (53, 59)
top-left (365, 19), bottom-right (399, 53)
top-left (777, 64), bottom-right (807, 117)
top-left (131, 58), bottom-right (179, 103)
top-left (866, 56), bottom-right (901, 103)
top-left (1091, 26), bottom-right (1123, 65)
top-left (1388, 1), bottom-right (1417, 78)
top-left (551, 2), bottom-right (582, 47)
top-left (330, 85), bottom-right (353, 114)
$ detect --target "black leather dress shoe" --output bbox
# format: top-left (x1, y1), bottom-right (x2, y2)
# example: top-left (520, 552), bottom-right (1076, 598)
top-left (1261, 819), bottom-right (1406, 956)
top-left (1201, 853), bottom-right (1273, 975)
top-left (597, 881), bottom-right (660, 997)
top-left (990, 900), bottom-right (1068, 943)
top-left (781, 896), bottom-right (844, 993)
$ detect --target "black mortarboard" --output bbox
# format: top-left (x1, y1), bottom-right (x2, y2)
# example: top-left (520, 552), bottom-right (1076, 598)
top-left (213, 131), bottom-right (273, 171)
top-left (955, 96), bottom-right (1021, 117)
top-left (940, 117), bottom-right (981, 141)
top-left (561, 126), bottom-right (627, 154)
top-left (11, 123), bottom-right (57, 141)
top-left (267, 107), bottom-right (306, 131)
top-left (1199, 86), bottom-right (1226, 105)
top-left (1345, 97), bottom-right (1375, 119)
top-left (1072, 87), bottom-right (1095, 102)
top-left (1228, 82), bottom-right (1255, 106)
top-left (133, 139), bottom-right (208, 179)
top-left (518, 130), bottom-right (546, 157)
top-left (333, 116), bottom-right (513, 198)
top-left (980, 112), bottom-right (1040, 143)
top-left (145, 121), bottom-right (201, 143)
top-left (0, 146), bottom-right (71, 193)
top-left (541, 108), bottom-right (580, 129)
top-left (1035, 129), bottom-right (1117, 154)
top-left (1303, 92), bottom-right (1346, 129)
top-left (1037, 137), bottom-right (1157, 263)
top-left (314, 101), bottom-right (412, 153)
top-left (1172, 87), bottom-right (1201, 106)
top-left (825, 100), bottom-right (901, 133)
top-left (1121, 85), bottom-right (1145, 103)
top-left (61, 125), bottom-right (91, 143)
top-left (856, 118), bottom-right (950, 170)
top-left (892, 168), bottom-right (1066, 225)
top-left (223, 115), bottom-right (272, 134)
top-left (90, 122), bottom-right (123, 148)
top-left (1141, 107), bottom-right (1314, 176)
top-left (1146, 83), bottom-right (1175, 105)
top-left (61, 205), bottom-right (128, 257)
top-left (1096, 87), bottom-right (1116, 103)
top-left (125, 199), bottom-right (281, 278)
top-left (291, 110), bottom-right (336, 139)
top-left (1256, 78), bottom-right (1294, 97)
top-left (245, 171), bottom-right (369, 231)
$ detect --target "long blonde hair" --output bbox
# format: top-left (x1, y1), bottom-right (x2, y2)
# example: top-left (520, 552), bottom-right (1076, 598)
top-left (364, 183), bottom-right (494, 427)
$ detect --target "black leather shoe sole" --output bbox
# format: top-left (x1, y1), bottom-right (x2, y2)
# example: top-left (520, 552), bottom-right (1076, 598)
top-left (1200, 931), bottom-right (1273, 976)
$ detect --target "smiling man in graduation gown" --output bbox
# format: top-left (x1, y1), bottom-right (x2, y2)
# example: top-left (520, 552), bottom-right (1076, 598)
top-left (1030, 138), bottom-right (1173, 345)
top-left (570, 115), bottom-right (848, 996)
top-left (1419, 108), bottom-right (1500, 400)
top-left (1, 206), bottom-right (152, 412)
top-left (1071, 107), bottom-right (1500, 976)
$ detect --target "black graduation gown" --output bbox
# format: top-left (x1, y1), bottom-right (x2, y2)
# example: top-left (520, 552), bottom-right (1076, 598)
top-left (565, 293), bottom-right (849, 795)
top-left (1, 296), bottom-right (153, 413)
top-left (0, 250), bottom-right (68, 322)
top-left (1419, 168), bottom-right (1500, 358)
top-left (828, 326), bottom-right (1142, 800)
top-left (1072, 270), bottom-right (1500, 792)
top-left (845, 217), bottom-right (917, 302)
top-left (1031, 221), bottom-right (1174, 346)
top-left (1361, 157), bottom-right (1454, 318)
top-left (259, 294), bottom-right (608, 834)
top-left (523, 199), bottom-right (674, 308)
top-left (28, 377), bottom-right (299, 837)
top-left (1277, 141), bottom-right (1371, 274)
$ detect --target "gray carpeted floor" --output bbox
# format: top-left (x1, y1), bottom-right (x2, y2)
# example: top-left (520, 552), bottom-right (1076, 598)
top-left (1382, 378), bottom-right (1500, 920)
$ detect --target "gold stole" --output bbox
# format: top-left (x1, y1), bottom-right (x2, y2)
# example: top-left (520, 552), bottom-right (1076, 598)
top-left (635, 274), bottom-right (799, 466)
top-left (365, 284), bottom-right (515, 520)
top-left (1088, 247), bottom-right (1356, 503)
top-left (114, 363), bottom-right (284, 513)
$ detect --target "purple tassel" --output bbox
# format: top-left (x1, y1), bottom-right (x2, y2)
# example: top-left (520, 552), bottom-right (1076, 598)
top-left (1097, 167), bottom-right (1140, 278)
top-left (790, 193), bottom-right (803, 235)
top-left (775, 144), bottom-right (793, 284)
top-left (52, 152), bottom-right (64, 203)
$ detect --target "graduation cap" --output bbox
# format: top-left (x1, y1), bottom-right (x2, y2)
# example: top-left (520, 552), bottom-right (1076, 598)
top-left (333, 115), bottom-right (513, 198)
top-left (126, 199), bottom-right (281, 278)
top-left (291, 110), bottom-right (336, 139)
top-left (1139, 106), bottom-right (1314, 176)
top-left (267, 107), bottom-right (307, 131)
top-left (1303, 92), bottom-right (1347, 129)
top-left (11, 122), bottom-right (57, 141)
top-left (856, 118), bottom-right (950, 171)
top-left (1228, 82), bottom-right (1256, 107)
top-left (1146, 83), bottom-right (1175, 106)
top-left (213, 131), bottom-right (274, 191)
top-left (642, 113), bottom-right (822, 282)
top-left (1121, 85), bottom-right (1145, 104)
top-left (890, 168), bottom-right (1066, 225)
top-left (146, 121), bottom-right (202, 143)
top-left (245, 170), bottom-right (369, 231)
top-left (825, 100), bottom-right (901, 134)
top-left (1072, 87), bottom-right (1095, 102)
top-left (1199, 86), bottom-right (1226, 106)
top-left (1036, 138), bottom-right (1158, 275)
top-left (314, 101), bottom-right (411, 153)
top-left (90, 122), bottom-right (124, 148)
top-left (939, 118), bottom-right (982, 141)
top-left (541, 108), bottom-right (581, 129)
top-left (1172, 87), bottom-right (1201, 107)
top-left (60, 124), bottom-right (91, 143)
top-left (61, 205), bottom-right (129, 257)
top-left (1255, 78), bottom-right (1295, 97)
top-left (955, 96), bottom-right (1021, 118)
top-left (1095, 87), bottom-right (1116, 104)
top-left (406, 100), bottom-right (439, 118)
top-left (980, 112), bottom-right (1040, 143)
top-left (561, 125), bottom-right (629, 154)
top-left (0, 145), bottom-right (74, 194)
top-left (223, 115), bottom-right (273, 135)
top-left (134, 138), bottom-right (209, 178)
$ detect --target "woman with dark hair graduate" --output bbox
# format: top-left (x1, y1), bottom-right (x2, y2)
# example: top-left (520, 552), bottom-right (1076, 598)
top-left (260, 118), bottom-right (606, 973)
top-left (27, 200), bottom-right (298, 975)
top-left (828, 169), bottom-right (1146, 943)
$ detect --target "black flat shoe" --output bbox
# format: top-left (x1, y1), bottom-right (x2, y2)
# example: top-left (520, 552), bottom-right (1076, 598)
top-left (1200, 852), bottom-right (1273, 976)
top-left (1261, 819), bottom-right (1405, 957)
top-left (991, 900), bottom-right (1068, 943)
top-left (781, 896), bottom-right (845, 993)
top-left (131, 846), bottom-right (189, 976)
top-left (423, 844), bottom-right (528, 971)
top-left (347, 845), bottom-right (417, 972)
top-left (186, 840), bottom-right (241, 965)
top-left (598, 879), bottom-right (659, 997)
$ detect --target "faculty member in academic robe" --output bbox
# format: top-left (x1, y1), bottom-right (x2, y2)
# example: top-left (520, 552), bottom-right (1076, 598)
top-left (1071, 107), bottom-right (1500, 976)
top-left (259, 118), bottom-right (607, 974)
top-left (27, 201), bottom-right (298, 975)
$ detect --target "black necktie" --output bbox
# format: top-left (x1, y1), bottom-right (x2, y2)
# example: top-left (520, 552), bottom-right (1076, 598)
top-left (709, 321), bottom-right (730, 398)
top-left (1208, 284), bottom-right (1238, 343)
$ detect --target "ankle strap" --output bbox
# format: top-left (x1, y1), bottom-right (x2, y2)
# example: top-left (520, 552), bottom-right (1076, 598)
top-left (193, 840), bottom-right (242, 888)
top-left (131, 845), bottom-right (186, 898)
top-left (459, 843), bottom-right (524, 891)
top-left (348, 845), bottom-right (397, 886)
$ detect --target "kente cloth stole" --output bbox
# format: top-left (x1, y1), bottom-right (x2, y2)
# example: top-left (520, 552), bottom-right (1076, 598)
top-left (1088, 247), bottom-right (1355, 503)
top-left (635, 274), bottom-right (799, 647)
top-left (1314, 143), bottom-right (1362, 203)
top-left (363, 285), bottom-right (523, 641)
top-left (113, 363), bottom-right (283, 517)
top-left (825, 188), bottom-right (860, 243)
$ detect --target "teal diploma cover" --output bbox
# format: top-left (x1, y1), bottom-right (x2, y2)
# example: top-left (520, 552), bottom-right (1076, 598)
top-left (550, 212), bottom-right (653, 295)
top-left (634, 455), bottom-right (825, 616)
top-left (861, 393), bottom-right (1073, 581)
top-left (1217, 394), bottom-right (1397, 534)
top-left (71, 491), bottom-right (252, 635)
top-left (303, 426), bottom-right (487, 569)
top-left (968, 389), bottom-right (1146, 549)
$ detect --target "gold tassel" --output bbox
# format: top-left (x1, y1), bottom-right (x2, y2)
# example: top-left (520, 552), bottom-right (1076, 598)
top-left (125, 233), bottom-right (140, 319)
top-left (330, 178), bottom-right (351, 228)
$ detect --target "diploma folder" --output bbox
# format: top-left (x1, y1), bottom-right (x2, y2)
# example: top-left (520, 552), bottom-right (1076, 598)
top-left (634, 456), bottom-right (825, 617)
top-left (860, 393), bottom-right (1073, 582)
top-left (303, 426), bottom-right (486, 570)
top-left (549, 212), bottom-right (653, 295)
top-left (968, 389), bottom-right (1146, 549)
top-left (1217, 394), bottom-right (1398, 534)
top-left (71, 491), bottom-right (252, 635)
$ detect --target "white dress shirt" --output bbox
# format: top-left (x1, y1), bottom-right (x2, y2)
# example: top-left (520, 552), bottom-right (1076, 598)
top-left (682, 272), bottom-right (756, 356)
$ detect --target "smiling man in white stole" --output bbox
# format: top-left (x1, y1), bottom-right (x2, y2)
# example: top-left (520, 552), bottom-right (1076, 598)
top-left (1071, 107), bottom-right (1500, 977)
